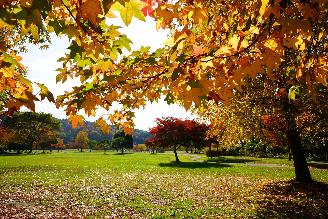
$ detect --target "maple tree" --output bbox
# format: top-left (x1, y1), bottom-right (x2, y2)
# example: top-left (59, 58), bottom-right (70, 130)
top-left (0, 0), bottom-right (327, 182)
top-left (200, 74), bottom-right (327, 181)
top-left (148, 117), bottom-right (209, 162)
top-left (145, 137), bottom-right (158, 153)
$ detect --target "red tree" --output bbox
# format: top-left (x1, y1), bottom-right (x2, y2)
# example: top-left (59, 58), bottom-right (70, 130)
top-left (148, 117), bottom-right (209, 162)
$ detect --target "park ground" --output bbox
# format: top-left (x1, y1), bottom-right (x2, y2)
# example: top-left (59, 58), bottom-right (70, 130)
top-left (0, 151), bottom-right (327, 218)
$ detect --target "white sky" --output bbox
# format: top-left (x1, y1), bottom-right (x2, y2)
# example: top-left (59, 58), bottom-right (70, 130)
top-left (22, 16), bottom-right (196, 131)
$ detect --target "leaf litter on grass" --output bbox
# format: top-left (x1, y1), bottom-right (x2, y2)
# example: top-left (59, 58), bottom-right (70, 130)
top-left (0, 153), bottom-right (327, 218)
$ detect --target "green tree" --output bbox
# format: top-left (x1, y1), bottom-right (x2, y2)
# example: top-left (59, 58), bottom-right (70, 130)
top-left (112, 130), bottom-right (133, 154)
top-left (1, 112), bottom-right (61, 153)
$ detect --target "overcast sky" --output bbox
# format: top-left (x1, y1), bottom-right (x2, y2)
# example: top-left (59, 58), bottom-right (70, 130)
top-left (21, 16), bottom-right (195, 131)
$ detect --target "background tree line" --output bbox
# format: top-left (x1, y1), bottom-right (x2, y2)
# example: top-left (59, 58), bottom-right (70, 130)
top-left (0, 112), bottom-right (150, 153)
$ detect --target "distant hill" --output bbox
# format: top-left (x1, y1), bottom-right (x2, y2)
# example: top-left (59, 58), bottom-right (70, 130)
top-left (59, 119), bottom-right (150, 145)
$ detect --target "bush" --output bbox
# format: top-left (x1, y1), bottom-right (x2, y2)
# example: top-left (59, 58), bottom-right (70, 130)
top-left (133, 144), bottom-right (147, 152)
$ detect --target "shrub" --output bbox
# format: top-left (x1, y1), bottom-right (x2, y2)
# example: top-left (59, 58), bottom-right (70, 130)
top-left (133, 144), bottom-right (147, 152)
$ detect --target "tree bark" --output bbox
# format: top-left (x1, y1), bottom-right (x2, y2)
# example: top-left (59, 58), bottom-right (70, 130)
top-left (287, 128), bottom-right (312, 183)
top-left (283, 101), bottom-right (312, 183)
top-left (121, 146), bottom-right (124, 154)
top-left (173, 145), bottom-right (180, 163)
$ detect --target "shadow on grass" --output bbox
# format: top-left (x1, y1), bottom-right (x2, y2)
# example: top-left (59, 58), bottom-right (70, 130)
top-left (112, 152), bottom-right (134, 155)
top-left (308, 162), bottom-right (328, 169)
top-left (207, 156), bottom-right (256, 164)
top-left (256, 180), bottom-right (328, 218)
top-left (158, 161), bottom-right (231, 169)
top-left (0, 152), bottom-right (52, 156)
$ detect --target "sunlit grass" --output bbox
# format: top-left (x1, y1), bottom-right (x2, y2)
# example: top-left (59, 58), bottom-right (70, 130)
top-left (0, 151), bottom-right (327, 218)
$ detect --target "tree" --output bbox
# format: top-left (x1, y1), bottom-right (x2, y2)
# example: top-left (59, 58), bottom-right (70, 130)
top-left (201, 73), bottom-right (327, 182)
top-left (0, 126), bottom-right (13, 153)
top-left (75, 131), bottom-right (89, 152)
top-left (1, 112), bottom-right (61, 153)
top-left (37, 128), bottom-right (58, 153)
top-left (112, 130), bottom-right (133, 154)
top-left (148, 117), bottom-right (209, 162)
top-left (1, 0), bottom-right (327, 182)
top-left (97, 139), bottom-right (111, 153)
top-left (145, 138), bottom-right (158, 154)
top-left (51, 138), bottom-right (65, 152)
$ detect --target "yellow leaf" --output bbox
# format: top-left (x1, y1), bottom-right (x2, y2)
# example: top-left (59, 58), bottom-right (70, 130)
top-left (296, 68), bottom-right (302, 78)
top-left (30, 24), bottom-right (39, 41)
top-left (264, 39), bottom-right (278, 50)
top-left (260, 0), bottom-right (269, 17)
top-left (248, 25), bottom-right (259, 35)
top-left (96, 118), bottom-right (111, 134)
top-left (295, 36), bottom-right (306, 51)
top-left (68, 115), bottom-right (85, 129)
top-left (229, 35), bottom-right (239, 50)
top-left (111, 0), bottom-right (146, 26)
top-left (192, 6), bottom-right (207, 24)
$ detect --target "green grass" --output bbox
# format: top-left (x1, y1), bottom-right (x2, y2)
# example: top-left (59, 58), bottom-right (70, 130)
top-left (0, 151), bottom-right (327, 218)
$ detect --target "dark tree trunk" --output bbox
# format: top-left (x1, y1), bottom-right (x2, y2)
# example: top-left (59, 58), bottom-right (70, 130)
top-left (287, 128), bottom-right (312, 183)
top-left (283, 101), bottom-right (312, 183)
top-left (288, 147), bottom-right (292, 161)
top-left (216, 145), bottom-right (219, 157)
top-left (173, 145), bottom-right (180, 163)
top-left (209, 144), bottom-right (212, 158)
top-left (121, 146), bottom-right (124, 154)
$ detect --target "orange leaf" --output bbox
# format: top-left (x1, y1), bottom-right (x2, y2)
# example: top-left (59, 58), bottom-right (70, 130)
top-left (79, 0), bottom-right (102, 25)
top-left (68, 115), bottom-right (85, 129)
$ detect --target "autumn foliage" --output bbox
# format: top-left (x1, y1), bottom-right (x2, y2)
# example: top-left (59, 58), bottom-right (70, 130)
top-left (147, 117), bottom-right (209, 162)
top-left (1, 0), bottom-right (327, 182)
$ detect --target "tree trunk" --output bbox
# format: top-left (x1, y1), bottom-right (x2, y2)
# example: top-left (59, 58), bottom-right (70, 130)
top-left (287, 128), bottom-right (312, 183)
top-left (173, 145), bottom-right (180, 163)
top-left (283, 101), bottom-right (312, 183)
top-left (288, 147), bottom-right (292, 161)
top-left (121, 146), bottom-right (124, 154)
top-left (209, 144), bottom-right (212, 158)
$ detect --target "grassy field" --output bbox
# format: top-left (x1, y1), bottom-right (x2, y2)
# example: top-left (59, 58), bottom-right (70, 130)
top-left (0, 151), bottom-right (327, 218)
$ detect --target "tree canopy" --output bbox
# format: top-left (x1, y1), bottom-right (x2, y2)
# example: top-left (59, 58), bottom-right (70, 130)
top-left (1, 0), bottom-right (326, 133)
top-left (148, 117), bottom-right (209, 162)
top-left (112, 130), bottom-right (133, 154)
top-left (1, 112), bottom-right (61, 152)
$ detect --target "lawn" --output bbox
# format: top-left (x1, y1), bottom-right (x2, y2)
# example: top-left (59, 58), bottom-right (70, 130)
top-left (0, 151), bottom-right (327, 218)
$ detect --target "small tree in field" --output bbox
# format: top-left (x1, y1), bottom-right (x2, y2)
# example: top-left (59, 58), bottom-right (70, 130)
top-left (112, 130), bottom-right (133, 154)
top-left (145, 138), bottom-right (158, 154)
top-left (149, 117), bottom-right (209, 162)
top-left (75, 131), bottom-right (89, 152)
